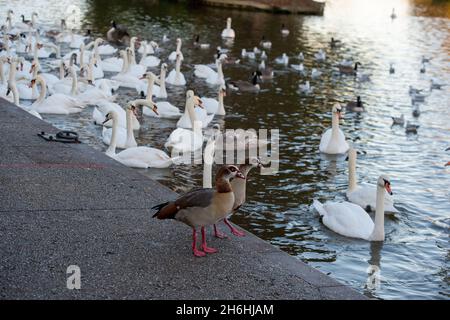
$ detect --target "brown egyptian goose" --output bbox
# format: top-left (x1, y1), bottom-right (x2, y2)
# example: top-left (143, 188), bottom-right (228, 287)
top-left (213, 158), bottom-right (262, 238)
top-left (152, 165), bottom-right (245, 257)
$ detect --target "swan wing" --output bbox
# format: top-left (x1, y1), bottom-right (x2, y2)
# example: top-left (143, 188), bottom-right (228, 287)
top-left (321, 201), bottom-right (374, 240)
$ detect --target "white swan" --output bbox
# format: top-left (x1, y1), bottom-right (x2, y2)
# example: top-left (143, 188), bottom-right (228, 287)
top-left (168, 38), bottom-right (184, 61)
top-left (313, 175), bottom-right (394, 241)
top-left (102, 110), bottom-right (175, 169)
top-left (141, 72), bottom-right (180, 119)
top-left (166, 52), bottom-right (186, 86)
top-left (319, 103), bottom-right (349, 154)
top-left (93, 100), bottom-right (140, 129)
top-left (176, 92), bottom-right (213, 129)
top-left (201, 85), bottom-right (226, 115)
top-left (221, 17), bottom-right (235, 39)
top-left (165, 91), bottom-right (204, 152)
top-left (127, 38), bottom-right (147, 77)
top-left (5, 73), bottom-right (42, 119)
top-left (111, 50), bottom-right (146, 90)
top-left (194, 58), bottom-right (225, 86)
top-left (30, 76), bottom-right (85, 114)
top-left (139, 42), bottom-right (160, 68)
top-left (346, 148), bottom-right (398, 213)
top-left (102, 99), bottom-right (158, 149)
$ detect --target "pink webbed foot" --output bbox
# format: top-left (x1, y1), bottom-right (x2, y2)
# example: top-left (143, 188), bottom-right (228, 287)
top-left (193, 248), bottom-right (206, 257)
top-left (230, 228), bottom-right (245, 237)
top-left (213, 224), bottom-right (228, 239)
top-left (224, 218), bottom-right (246, 237)
top-left (201, 245), bottom-right (218, 254)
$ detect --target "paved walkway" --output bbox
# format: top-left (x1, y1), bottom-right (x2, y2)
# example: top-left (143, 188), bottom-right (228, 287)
top-left (0, 99), bottom-right (366, 299)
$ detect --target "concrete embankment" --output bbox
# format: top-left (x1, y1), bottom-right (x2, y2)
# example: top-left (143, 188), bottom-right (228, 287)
top-left (0, 99), bottom-right (365, 299)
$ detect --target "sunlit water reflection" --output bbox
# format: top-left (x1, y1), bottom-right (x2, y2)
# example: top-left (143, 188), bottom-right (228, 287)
top-left (3, 0), bottom-right (449, 299)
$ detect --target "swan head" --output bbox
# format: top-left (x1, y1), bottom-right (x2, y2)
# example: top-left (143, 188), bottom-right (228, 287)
top-left (378, 175), bottom-right (393, 195)
top-left (161, 63), bottom-right (168, 71)
top-left (103, 111), bottom-right (118, 125)
top-left (226, 17), bottom-right (232, 25)
top-left (176, 38), bottom-right (181, 45)
top-left (332, 103), bottom-right (344, 119)
top-left (219, 85), bottom-right (227, 97)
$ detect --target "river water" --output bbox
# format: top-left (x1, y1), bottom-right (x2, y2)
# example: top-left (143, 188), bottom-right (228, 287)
top-left (3, 0), bottom-right (449, 299)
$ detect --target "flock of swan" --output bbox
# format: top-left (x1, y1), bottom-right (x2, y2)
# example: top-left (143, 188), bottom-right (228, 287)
top-left (0, 8), bottom-right (447, 253)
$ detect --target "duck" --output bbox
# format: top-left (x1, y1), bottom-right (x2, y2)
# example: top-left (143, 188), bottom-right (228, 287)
top-left (430, 78), bottom-right (444, 90)
top-left (319, 103), bottom-right (349, 154)
top-left (102, 99), bottom-right (158, 149)
top-left (221, 17), bottom-right (235, 39)
top-left (165, 91), bottom-right (205, 153)
top-left (311, 68), bottom-right (322, 79)
top-left (201, 85), bottom-right (227, 115)
top-left (228, 71), bottom-right (261, 93)
top-left (313, 175), bottom-right (394, 241)
top-left (258, 60), bottom-right (274, 80)
top-left (405, 121), bottom-right (419, 134)
top-left (391, 114), bottom-right (405, 126)
top-left (330, 37), bottom-right (341, 48)
top-left (281, 24), bottom-right (290, 36)
top-left (194, 35), bottom-right (210, 49)
top-left (421, 55), bottom-right (431, 64)
top-left (346, 96), bottom-right (364, 112)
top-left (213, 158), bottom-right (262, 238)
top-left (166, 52), bottom-right (186, 86)
top-left (176, 91), bottom-right (213, 129)
top-left (168, 38), bottom-right (184, 62)
top-left (152, 165), bottom-right (245, 257)
top-left (390, 8), bottom-right (397, 19)
top-left (275, 53), bottom-right (289, 66)
top-left (291, 63), bottom-right (306, 75)
top-left (102, 109), bottom-right (176, 169)
top-left (409, 85), bottom-right (424, 96)
top-left (389, 63), bottom-right (395, 74)
top-left (299, 81), bottom-right (313, 94)
top-left (141, 72), bottom-right (180, 119)
top-left (346, 148), bottom-right (398, 213)
top-left (241, 49), bottom-right (256, 60)
top-left (30, 76), bottom-right (86, 114)
top-left (106, 20), bottom-right (130, 45)
top-left (338, 62), bottom-right (361, 75)
top-left (315, 49), bottom-right (326, 62)
top-left (420, 63), bottom-right (426, 73)
top-left (259, 36), bottom-right (272, 49)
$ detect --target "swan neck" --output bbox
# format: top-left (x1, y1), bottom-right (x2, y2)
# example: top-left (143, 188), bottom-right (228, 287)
top-left (36, 77), bottom-right (46, 103)
top-left (0, 59), bottom-right (4, 84)
top-left (126, 107), bottom-right (136, 146)
top-left (146, 77), bottom-right (154, 100)
top-left (11, 83), bottom-right (19, 105)
top-left (121, 52), bottom-right (129, 73)
top-left (70, 68), bottom-right (78, 95)
top-left (8, 60), bottom-right (17, 83)
top-left (106, 116), bottom-right (118, 156)
top-left (186, 97), bottom-right (197, 128)
top-left (159, 69), bottom-right (167, 96)
top-left (370, 184), bottom-right (385, 241)
top-left (331, 112), bottom-right (339, 138)
top-left (348, 152), bottom-right (357, 191)
top-left (59, 61), bottom-right (64, 80)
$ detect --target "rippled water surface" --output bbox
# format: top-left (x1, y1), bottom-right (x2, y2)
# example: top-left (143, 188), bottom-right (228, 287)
top-left (3, 0), bottom-right (450, 299)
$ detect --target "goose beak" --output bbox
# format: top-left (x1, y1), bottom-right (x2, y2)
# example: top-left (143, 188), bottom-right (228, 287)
top-left (236, 170), bottom-right (245, 179)
top-left (384, 183), bottom-right (393, 195)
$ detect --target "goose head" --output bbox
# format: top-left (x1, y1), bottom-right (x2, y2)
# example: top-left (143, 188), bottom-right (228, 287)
top-left (378, 175), bottom-right (393, 195)
top-left (220, 165), bottom-right (245, 181)
top-left (161, 63), bottom-right (168, 72)
top-left (111, 20), bottom-right (117, 28)
top-left (332, 103), bottom-right (344, 119)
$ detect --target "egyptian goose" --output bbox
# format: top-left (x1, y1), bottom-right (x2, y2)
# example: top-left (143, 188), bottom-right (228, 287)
top-left (152, 165), bottom-right (245, 257)
top-left (213, 158), bottom-right (262, 239)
